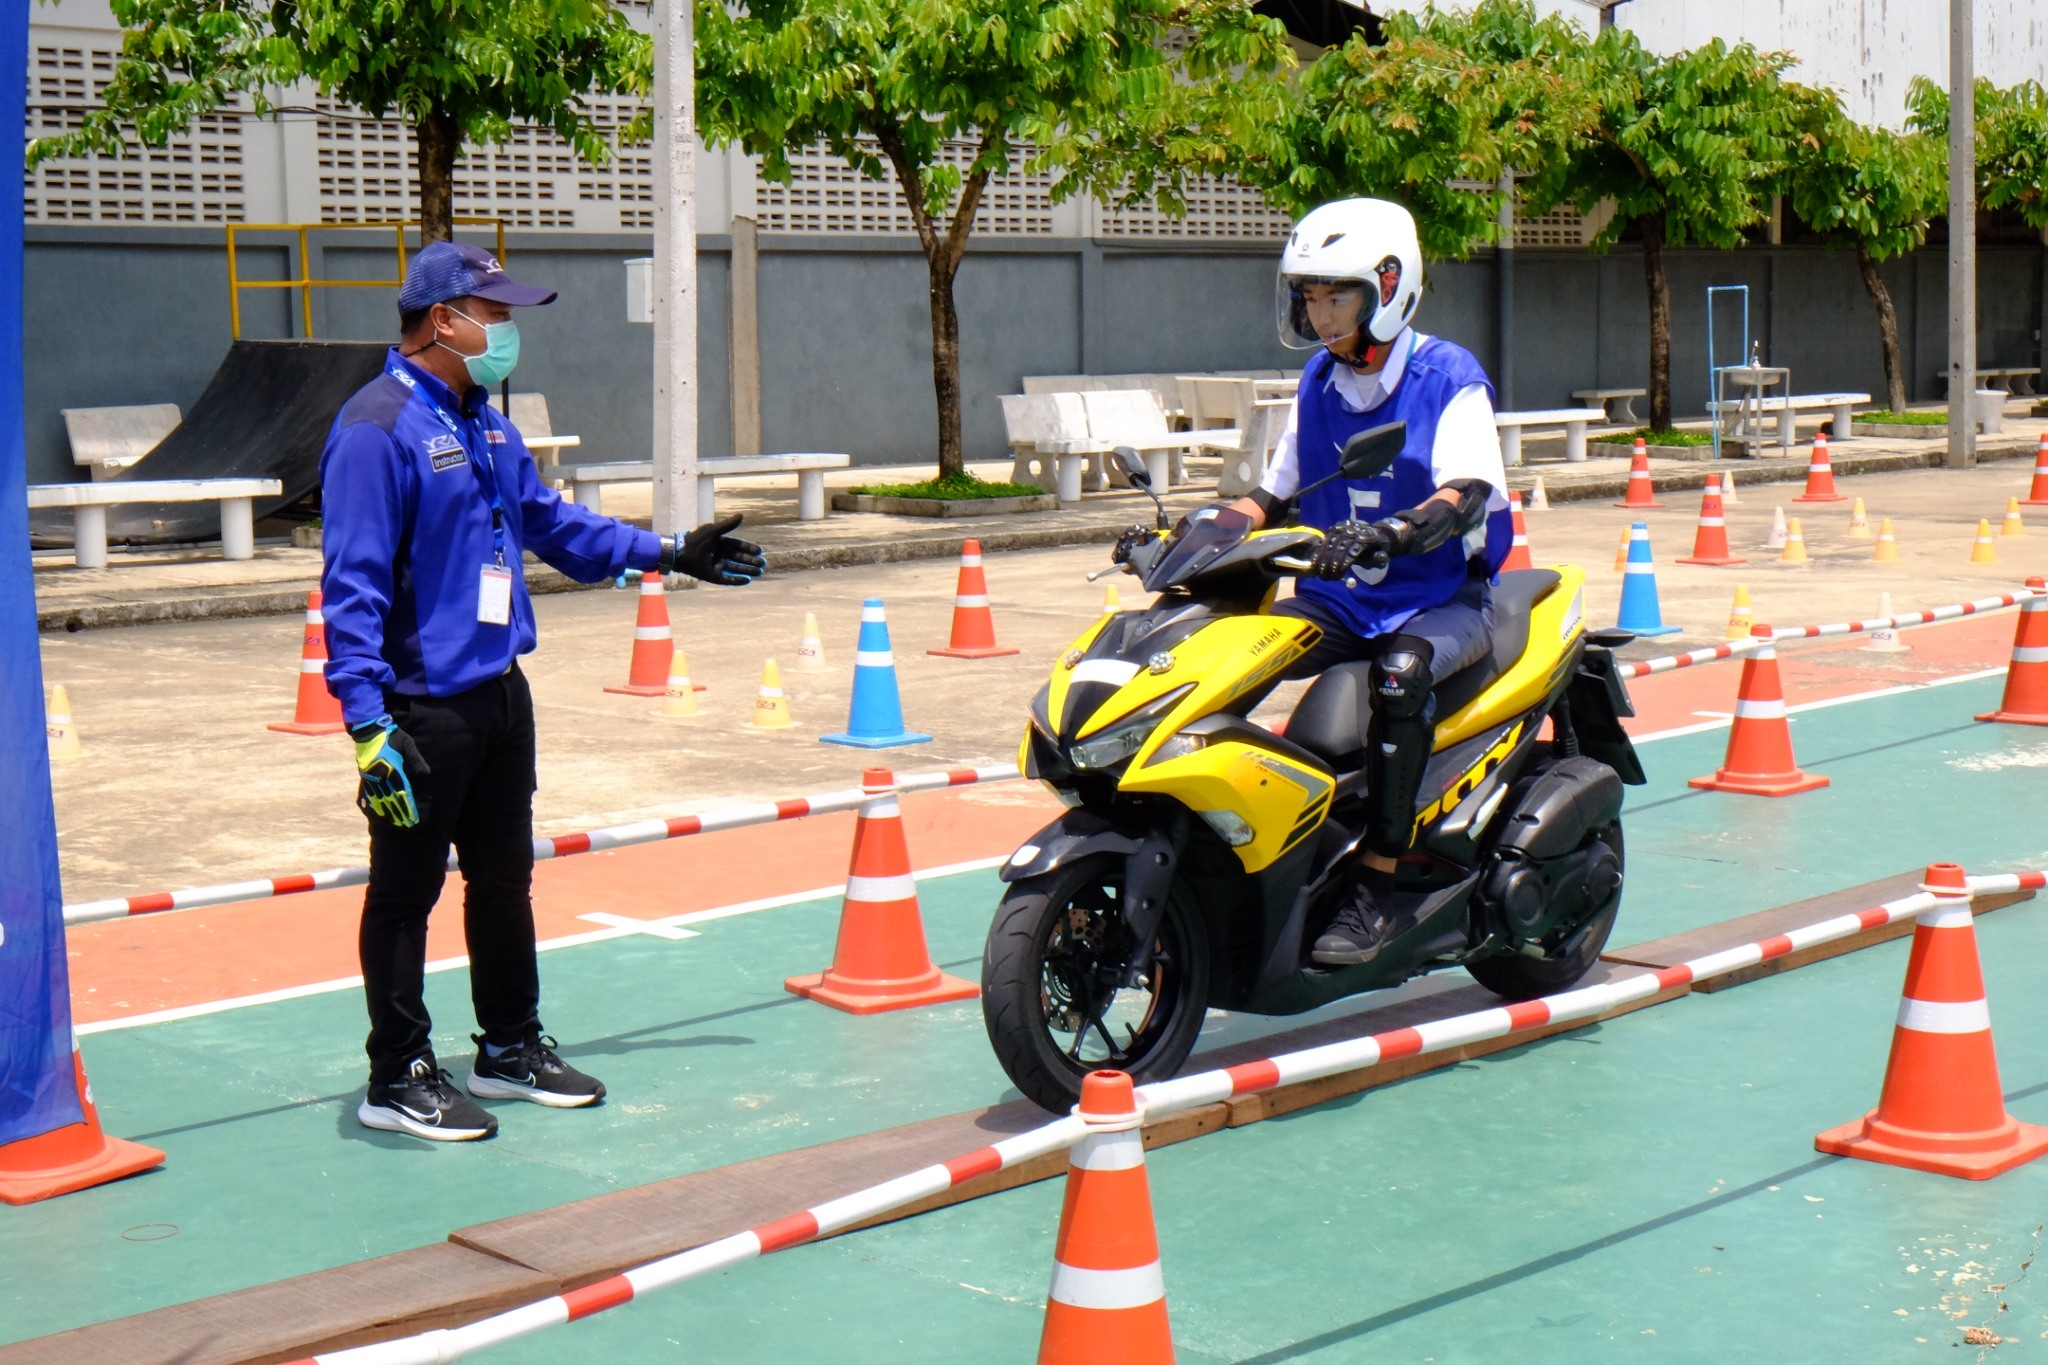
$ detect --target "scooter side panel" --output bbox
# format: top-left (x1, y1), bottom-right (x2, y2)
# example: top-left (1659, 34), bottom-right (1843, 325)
top-left (1120, 738), bottom-right (1333, 874)
top-left (1436, 566), bottom-right (1586, 747)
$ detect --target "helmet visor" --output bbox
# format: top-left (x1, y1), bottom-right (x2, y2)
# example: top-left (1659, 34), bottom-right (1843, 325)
top-left (1277, 276), bottom-right (1368, 352)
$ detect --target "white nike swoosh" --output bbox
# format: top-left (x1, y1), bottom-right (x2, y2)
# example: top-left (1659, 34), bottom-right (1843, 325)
top-left (394, 1103), bottom-right (441, 1125)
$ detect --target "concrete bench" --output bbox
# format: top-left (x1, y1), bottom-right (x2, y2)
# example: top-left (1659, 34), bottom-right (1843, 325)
top-left (1494, 408), bottom-right (1608, 466)
top-left (1935, 368), bottom-right (2041, 399)
top-left (61, 403), bottom-right (181, 481)
top-left (1012, 390), bottom-right (1239, 504)
top-left (1705, 392), bottom-right (1870, 451)
top-left (489, 393), bottom-right (582, 459)
top-left (1570, 388), bottom-right (1646, 425)
top-left (28, 477), bottom-right (282, 568)
top-left (536, 453), bottom-right (850, 522)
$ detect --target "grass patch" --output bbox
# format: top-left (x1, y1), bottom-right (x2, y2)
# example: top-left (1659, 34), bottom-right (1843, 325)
top-left (1856, 409), bottom-right (1948, 425)
top-left (1591, 427), bottom-right (1715, 447)
top-left (847, 471), bottom-right (1047, 500)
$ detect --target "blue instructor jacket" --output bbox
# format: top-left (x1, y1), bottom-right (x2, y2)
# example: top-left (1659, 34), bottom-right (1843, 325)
top-left (320, 348), bottom-right (662, 725)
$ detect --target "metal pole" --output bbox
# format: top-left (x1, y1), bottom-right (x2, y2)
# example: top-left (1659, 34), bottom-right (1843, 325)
top-left (1495, 170), bottom-right (1514, 410)
top-left (651, 0), bottom-right (699, 536)
top-left (1947, 0), bottom-right (1976, 468)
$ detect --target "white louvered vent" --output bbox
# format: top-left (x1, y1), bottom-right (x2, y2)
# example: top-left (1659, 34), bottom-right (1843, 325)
top-left (752, 138), bottom-right (1055, 235)
top-left (1099, 175), bottom-right (1292, 240)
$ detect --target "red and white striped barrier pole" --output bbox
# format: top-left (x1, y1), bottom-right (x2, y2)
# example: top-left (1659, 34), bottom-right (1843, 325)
top-left (63, 763), bottom-right (1022, 927)
top-left (283, 864), bottom-right (2048, 1364)
top-left (1621, 588), bottom-right (2043, 681)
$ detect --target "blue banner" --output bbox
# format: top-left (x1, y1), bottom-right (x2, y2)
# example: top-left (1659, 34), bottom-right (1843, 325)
top-left (0, 0), bottom-right (81, 1146)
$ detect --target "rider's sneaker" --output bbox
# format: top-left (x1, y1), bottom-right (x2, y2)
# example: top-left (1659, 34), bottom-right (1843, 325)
top-left (1311, 874), bottom-right (1397, 966)
top-left (466, 1033), bottom-right (607, 1108)
top-left (359, 1055), bottom-right (498, 1142)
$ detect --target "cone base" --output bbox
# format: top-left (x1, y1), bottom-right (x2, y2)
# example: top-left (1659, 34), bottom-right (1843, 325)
top-left (265, 719), bottom-right (347, 735)
top-left (1860, 641), bottom-right (1910, 654)
top-left (0, 1131), bottom-right (164, 1206)
top-left (747, 719), bottom-right (795, 732)
top-left (1618, 622), bottom-right (1683, 637)
top-left (652, 708), bottom-right (703, 720)
top-left (2022, 497), bottom-right (2048, 507)
top-left (929, 644), bottom-right (1022, 658)
top-left (783, 969), bottom-right (979, 1015)
top-left (1815, 1111), bottom-right (2048, 1181)
top-left (1976, 709), bottom-right (2048, 726)
top-left (1614, 498), bottom-right (1666, 509)
top-left (1793, 493), bottom-right (1848, 504)
top-left (607, 682), bottom-right (704, 696)
top-left (820, 730), bottom-right (933, 749)
top-left (1688, 768), bottom-right (1831, 796)
top-left (1676, 554), bottom-right (1748, 566)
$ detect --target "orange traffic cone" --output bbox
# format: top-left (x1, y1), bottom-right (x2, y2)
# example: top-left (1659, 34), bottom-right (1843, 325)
top-left (0, 1033), bottom-right (164, 1205)
top-left (2000, 497), bottom-right (2025, 538)
top-left (1613, 439), bottom-right (1664, 508)
top-left (1872, 518), bottom-right (1900, 562)
top-left (2023, 434), bottom-right (2048, 506)
top-left (1845, 498), bottom-right (1871, 538)
top-left (1815, 863), bottom-right (2048, 1179)
top-left (1501, 492), bottom-right (1534, 571)
top-left (266, 590), bottom-right (347, 734)
top-left (930, 539), bottom-right (1021, 658)
top-left (1688, 624), bottom-right (1830, 796)
top-left (1975, 577), bottom-right (2048, 725)
top-left (1036, 1071), bottom-right (1174, 1365)
top-left (45, 684), bottom-right (81, 762)
top-left (1676, 474), bottom-right (1745, 566)
top-left (605, 575), bottom-right (675, 696)
top-left (1793, 432), bottom-right (1847, 503)
top-left (784, 769), bottom-right (979, 1013)
top-left (1969, 519), bottom-right (1998, 563)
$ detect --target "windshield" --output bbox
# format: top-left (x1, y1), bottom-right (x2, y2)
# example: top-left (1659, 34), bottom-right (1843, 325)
top-left (1141, 506), bottom-right (1255, 592)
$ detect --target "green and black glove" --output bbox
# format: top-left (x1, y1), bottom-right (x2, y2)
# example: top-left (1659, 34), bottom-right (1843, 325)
top-left (350, 715), bottom-right (430, 829)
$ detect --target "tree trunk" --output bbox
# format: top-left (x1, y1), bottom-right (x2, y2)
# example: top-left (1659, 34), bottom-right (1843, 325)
top-left (1855, 242), bottom-right (1908, 413)
top-left (413, 109), bottom-right (459, 244)
top-left (926, 260), bottom-right (966, 479)
top-left (1641, 214), bottom-right (1672, 432)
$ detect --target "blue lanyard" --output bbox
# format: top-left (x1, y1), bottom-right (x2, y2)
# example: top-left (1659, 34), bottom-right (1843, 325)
top-left (388, 361), bottom-right (509, 566)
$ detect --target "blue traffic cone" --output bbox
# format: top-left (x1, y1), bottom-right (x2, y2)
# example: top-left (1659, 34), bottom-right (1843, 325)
top-left (1616, 522), bottom-right (1681, 637)
top-left (821, 598), bottom-right (933, 749)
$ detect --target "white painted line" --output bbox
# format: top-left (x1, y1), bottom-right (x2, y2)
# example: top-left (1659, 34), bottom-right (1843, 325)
top-left (1633, 665), bottom-right (2007, 744)
top-left (576, 912), bottom-right (701, 940)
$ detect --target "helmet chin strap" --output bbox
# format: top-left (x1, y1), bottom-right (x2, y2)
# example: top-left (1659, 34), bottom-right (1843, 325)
top-left (1328, 330), bottom-right (1392, 371)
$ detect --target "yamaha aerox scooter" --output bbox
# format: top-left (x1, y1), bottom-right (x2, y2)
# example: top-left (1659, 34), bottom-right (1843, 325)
top-left (982, 427), bottom-right (1647, 1112)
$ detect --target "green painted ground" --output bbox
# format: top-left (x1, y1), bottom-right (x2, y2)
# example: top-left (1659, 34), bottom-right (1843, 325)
top-left (7, 673), bottom-right (2048, 1357)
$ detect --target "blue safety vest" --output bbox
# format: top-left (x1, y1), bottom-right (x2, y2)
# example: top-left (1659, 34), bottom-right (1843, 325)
top-left (1291, 338), bottom-right (1510, 639)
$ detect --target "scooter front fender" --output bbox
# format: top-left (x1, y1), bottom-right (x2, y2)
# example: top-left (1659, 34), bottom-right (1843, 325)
top-left (998, 808), bottom-right (1145, 883)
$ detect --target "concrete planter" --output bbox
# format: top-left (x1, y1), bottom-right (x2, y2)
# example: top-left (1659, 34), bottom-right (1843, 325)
top-left (1590, 440), bottom-right (1716, 462)
top-left (290, 525), bottom-right (323, 549)
top-left (1850, 421), bottom-right (1946, 440)
top-left (831, 491), bottom-right (1059, 517)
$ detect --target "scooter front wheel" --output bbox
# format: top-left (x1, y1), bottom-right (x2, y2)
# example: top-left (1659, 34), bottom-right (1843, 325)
top-left (981, 853), bottom-right (1211, 1114)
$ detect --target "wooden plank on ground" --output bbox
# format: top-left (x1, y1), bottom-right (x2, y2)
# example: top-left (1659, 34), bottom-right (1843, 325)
top-left (0, 1242), bottom-right (557, 1365)
top-left (1601, 868), bottom-right (2034, 992)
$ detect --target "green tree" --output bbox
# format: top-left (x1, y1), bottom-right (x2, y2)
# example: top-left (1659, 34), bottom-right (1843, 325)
top-left (1785, 89), bottom-right (1944, 412)
top-left (696, 0), bottom-right (1292, 478)
top-left (1559, 32), bottom-right (1799, 430)
top-left (28, 0), bottom-right (651, 243)
top-left (1908, 76), bottom-right (2048, 232)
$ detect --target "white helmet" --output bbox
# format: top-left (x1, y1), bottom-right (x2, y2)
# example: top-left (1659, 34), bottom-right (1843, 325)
top-left (1275, 198), bottom-right (1424, 359)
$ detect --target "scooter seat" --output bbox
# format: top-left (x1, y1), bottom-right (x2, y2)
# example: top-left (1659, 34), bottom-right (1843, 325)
top-left (1284, 569), bottom-right (1561, 769)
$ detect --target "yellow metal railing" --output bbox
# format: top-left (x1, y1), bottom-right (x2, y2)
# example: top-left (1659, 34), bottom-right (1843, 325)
top-left (224, 217), bottom-right (508, 340)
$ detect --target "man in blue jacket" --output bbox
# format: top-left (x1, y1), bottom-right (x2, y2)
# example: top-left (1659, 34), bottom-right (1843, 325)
top-left (322, 241), bottom-right (765, 1142)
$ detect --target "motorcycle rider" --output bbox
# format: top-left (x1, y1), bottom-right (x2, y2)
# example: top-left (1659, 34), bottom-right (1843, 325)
top-left (1198, 197), bottom-right (1511, 966)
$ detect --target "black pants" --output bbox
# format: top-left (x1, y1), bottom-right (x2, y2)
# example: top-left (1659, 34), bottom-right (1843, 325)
top-left (361, 666), bottom-right (541, 1083)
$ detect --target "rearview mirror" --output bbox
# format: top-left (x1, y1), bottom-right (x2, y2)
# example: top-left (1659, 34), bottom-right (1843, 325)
top-left (1112, 445), bottom-right (1149, 488)
top-left (1339, 422), bottom-right (1406, 482)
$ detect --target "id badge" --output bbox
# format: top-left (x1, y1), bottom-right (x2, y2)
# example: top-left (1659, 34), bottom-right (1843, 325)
top-left (478, 564), bottom-right (514, 625)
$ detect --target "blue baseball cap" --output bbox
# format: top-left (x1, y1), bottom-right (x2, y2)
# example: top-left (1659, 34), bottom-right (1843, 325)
top-left (399, 241), bottom-right (556, 311)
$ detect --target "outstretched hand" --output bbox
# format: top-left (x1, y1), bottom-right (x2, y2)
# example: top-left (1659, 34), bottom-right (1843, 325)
top-left (672, 514), bottom-right (766, 586)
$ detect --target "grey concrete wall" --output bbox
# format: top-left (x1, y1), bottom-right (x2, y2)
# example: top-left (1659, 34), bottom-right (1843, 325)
top-left (20, 226), bottom-right (2048, 487)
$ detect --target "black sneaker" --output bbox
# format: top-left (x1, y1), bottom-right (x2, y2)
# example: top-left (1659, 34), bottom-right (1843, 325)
top-left (467, 1034), bottom-right (606, 1108)
top-left (1311, 878), bottom-right (1397, 966)
top-left (359, 1056), bottom-right (498, 1141)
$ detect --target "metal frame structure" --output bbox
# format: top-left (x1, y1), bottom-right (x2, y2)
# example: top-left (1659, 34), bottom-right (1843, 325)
top-left (224, 218), bottom-right (507, 340)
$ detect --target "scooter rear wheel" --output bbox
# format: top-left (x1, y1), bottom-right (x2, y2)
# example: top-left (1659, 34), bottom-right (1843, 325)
top-left (981, 853), bottom-right (1210, 1114)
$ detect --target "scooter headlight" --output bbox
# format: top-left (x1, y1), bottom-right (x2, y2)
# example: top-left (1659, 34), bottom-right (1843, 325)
top-left (1068, 686), bottom-right (1193, 772)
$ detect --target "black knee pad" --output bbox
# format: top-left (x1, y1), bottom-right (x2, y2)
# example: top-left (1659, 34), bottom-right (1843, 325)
top-left (1369, 636), bottom-right (1435, 721)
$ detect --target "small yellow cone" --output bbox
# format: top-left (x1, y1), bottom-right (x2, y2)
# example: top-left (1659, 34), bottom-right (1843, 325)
top-left (1846, 497), bottom-right (1870, 538)
top-left (1779, 517), bottom-right (1810, 565)
top-left (1613, 526), bottom-right (1631, 571)
top-left (1102, 583), bottom-right (1122, 616)
top-left (792, 612), bottom-right (829, 673)
top-left (1861, 591), bottom-right (1910, 653)
top-left (1724, 585), bottom-right (1754, 640)
top-left (1528, 478), bottom-right (1550, 511)
top-left (750, 658), bottom-right (794, 730)
top-left (2000, 497), bottom-right (2025, 538)
top-left (1872, 518), bottom-right (1900, 562)
top-left (654, 650), bottom-right (700, 718)
top-left (1970, 518), bottom-right (1998, 563)
top-left (1720, 468), bottom-right (1738, 505)
top-left (46, 684), bottom-right (81, 761)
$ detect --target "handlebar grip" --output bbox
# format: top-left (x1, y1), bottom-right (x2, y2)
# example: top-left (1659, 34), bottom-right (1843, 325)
top-left (1270, 555), bottom-right (1313, 572)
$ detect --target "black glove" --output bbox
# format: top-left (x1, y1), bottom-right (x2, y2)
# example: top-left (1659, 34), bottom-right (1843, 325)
top-left (1112, 523), bottom-right (1157, 565)
top-left (350, 715), bottom-right (431, 829)
top-left (1308, 519), bottom-right (1392, 581)
top-left (662, 514), bottom-right (766, 586)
